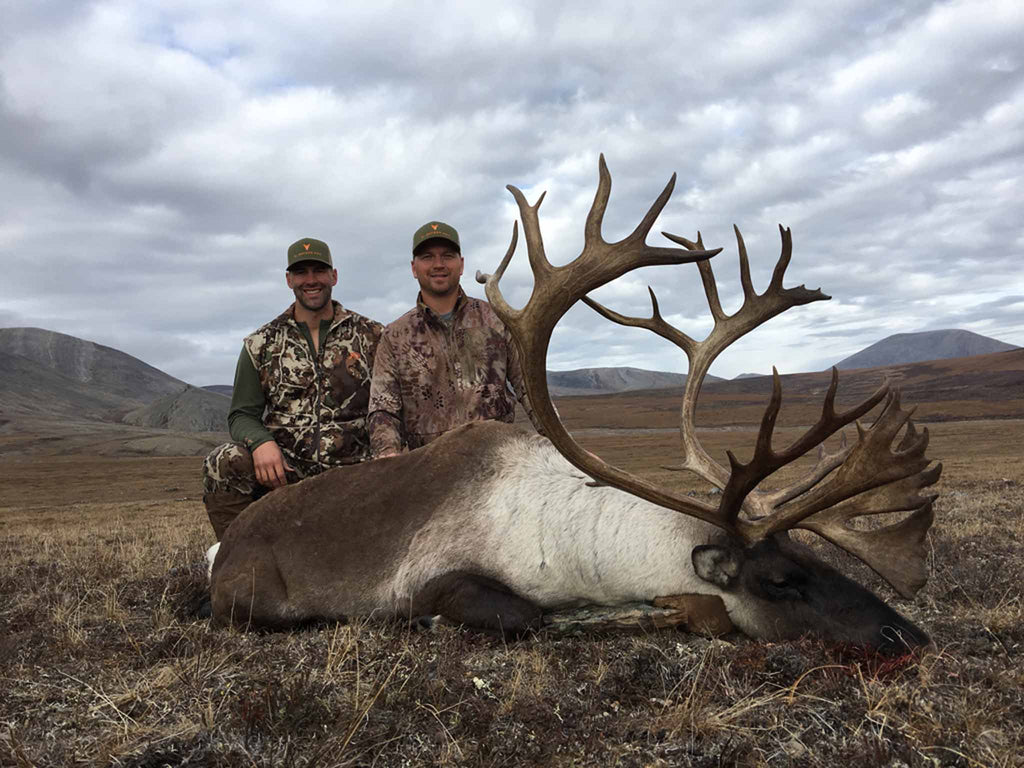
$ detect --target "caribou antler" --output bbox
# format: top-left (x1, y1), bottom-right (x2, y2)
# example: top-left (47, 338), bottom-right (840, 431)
top-left (478, 155), bottom-right (941, 597)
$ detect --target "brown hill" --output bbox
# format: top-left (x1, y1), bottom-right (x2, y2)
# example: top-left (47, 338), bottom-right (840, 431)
top-left (0, 327), bottom-right (187, 404)
top-left (548, 367), bottom-right (721, 396)
top-left (705, 349), bottom-right (1024, 405)
top-left (555, 349), bottom-right (1024, 432)
top-left (0, 327), bottom-right (230, 431)
top-left (124, 385), bottom-right (230, 432)
top-left (0, 350), bottom-right (130, 421)
top-left (835, 329), bottom-right (1018, 370)
top-left (0, 328), bottom-right (230, 455)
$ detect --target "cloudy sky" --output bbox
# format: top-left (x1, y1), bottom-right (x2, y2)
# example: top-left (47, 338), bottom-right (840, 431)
top-left (1, 0), bottom-right (1022, 385)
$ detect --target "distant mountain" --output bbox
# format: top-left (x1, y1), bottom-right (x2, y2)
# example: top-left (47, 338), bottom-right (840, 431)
top-left (560, 349), bottom-right (1024, 431)
top-left (733, 373), bottom-right (765, 380)
top-left (0, 327), bottom-right (229, 430)
top-left (205, 369), bottom-right (698, 400)
top-left (835, 329), bottom-right (1019, 370)
top-left (0, 327), bottom-right (186, 403)
top-left (548, 366), bottom-right (722, 396)
top-left (0, 349), bottom-right (131, 420)
top-left (124, 385), bottom-right (230, 432)
top-left (3, 329), bottom-right (706, 430)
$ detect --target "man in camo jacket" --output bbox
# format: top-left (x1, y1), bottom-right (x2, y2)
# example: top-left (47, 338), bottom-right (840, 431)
top-left (202, 237), bottom-right (383, 539)
top-left (368, 221), bottom-right (543, 458)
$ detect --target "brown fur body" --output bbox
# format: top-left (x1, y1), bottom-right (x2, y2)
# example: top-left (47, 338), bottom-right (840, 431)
top-left (211, 422), bottom-right (534, 629)
top-left (210, 421), bottom-right (930, 652)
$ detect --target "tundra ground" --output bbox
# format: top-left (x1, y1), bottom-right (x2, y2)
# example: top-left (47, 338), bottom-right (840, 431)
top-left (1, 417), bottom-right (1022, 767)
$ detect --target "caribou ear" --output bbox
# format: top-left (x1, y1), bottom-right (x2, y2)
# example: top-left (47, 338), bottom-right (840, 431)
top-left (692, 544), bottom-right (744, 589)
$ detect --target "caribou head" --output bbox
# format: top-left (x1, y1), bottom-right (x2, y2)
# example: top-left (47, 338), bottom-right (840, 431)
top-left (209, 157), bottom-right (939, 654)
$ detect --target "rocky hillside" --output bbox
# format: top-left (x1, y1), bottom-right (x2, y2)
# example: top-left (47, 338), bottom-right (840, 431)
top-left (0, 349), bottom-right (130, 421)
top-left (0, 327), bottom-right (229, 431)
top-left (124, 386), bottom-right (231, 432)
top-left (835, 329), bottom-right (1018, 370)
top-left (0, 327), bottom-right (187, 403)
top-left (548, 367), bottom-right (722, 396)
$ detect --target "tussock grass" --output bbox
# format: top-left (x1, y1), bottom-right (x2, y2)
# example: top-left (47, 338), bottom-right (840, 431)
top-left (2, 428), bottom-right (1023, 766)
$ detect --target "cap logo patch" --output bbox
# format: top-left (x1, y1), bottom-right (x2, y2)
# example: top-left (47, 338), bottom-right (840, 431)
top-left (431, 224), bottom-right (439, 231)
top-left (303, 243), bottom-right (311, 250)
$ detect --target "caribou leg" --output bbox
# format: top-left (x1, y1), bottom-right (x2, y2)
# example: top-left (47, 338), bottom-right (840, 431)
top-left (412, 572), bottom-right (544, 637)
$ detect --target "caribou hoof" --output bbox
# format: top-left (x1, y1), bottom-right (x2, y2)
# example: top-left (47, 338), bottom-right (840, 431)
top-left (192, 594), bottom-right (213, 620)
top-left (411, 614), bottom-right (443, 632)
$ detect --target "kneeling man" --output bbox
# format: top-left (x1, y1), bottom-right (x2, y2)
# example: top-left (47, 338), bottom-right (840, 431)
top-left (202, 238), bottom-right (383, 539)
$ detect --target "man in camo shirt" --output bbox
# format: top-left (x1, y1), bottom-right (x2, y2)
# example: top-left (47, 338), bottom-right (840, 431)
top-left (202, 237), bottom-right (383, 539)
top-left (367, 221), bottom-right (542, 458)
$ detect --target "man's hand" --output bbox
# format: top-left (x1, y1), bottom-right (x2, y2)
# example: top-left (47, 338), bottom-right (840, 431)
top-left (252, 441), bottom-right (294, 489)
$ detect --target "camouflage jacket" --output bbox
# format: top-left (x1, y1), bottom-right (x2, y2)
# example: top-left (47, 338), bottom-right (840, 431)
top-left (367, 290), bottom-right (540, 456)
top-left (235, 301), bottom-right (383, 473)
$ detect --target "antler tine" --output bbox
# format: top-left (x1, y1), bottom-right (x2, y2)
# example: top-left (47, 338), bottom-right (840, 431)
top-left (719, 369), bottom-right (891, 529)
top-left (664, 231), bottom-right (727, 322)
top-left (625, 173), bottom-right (677, 247)
top-left (768, 224), bottom-right (794, 292)
top-left (588, 154), bottom-right (679, 250)
top-left (506, 185), bottom-right (551, 283)
top-left (475, 221), bottom-right (520, 311)
top-left (581, 287), bottom-right (698, 354)
top-left (579, 226), bottom-right (841, 503)
top-left (734, 225), bottom-right (757, 302)
top-left (746, 389), bottom-right (935, 536)
top-left (801, 461), bottom-right (942, 597)
top-left (584, 154), bottom-right (614, 243)
top-left (758, 435), bottom-right (854, 511)
top-left (719, 368), bottom-right (787, 526)
top-left (485, 157), bottom-right (720, 348)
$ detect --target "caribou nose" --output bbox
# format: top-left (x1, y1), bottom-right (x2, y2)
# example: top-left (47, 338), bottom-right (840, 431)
top-left (876, 619), bottom-right (931, 655)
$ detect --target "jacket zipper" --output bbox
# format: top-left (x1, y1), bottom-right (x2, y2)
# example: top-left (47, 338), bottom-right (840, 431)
top-left (313, 322), bottom-right (326, 469)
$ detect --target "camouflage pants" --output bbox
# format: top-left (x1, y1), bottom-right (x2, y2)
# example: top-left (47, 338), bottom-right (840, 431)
top-left (201, 442), bottom-right (312, 540)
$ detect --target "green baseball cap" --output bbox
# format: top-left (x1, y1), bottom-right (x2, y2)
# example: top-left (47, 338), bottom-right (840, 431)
top-left (287, 237), bottom-right (333, 269)
top-left (412, 221), bottom-right (460, 254)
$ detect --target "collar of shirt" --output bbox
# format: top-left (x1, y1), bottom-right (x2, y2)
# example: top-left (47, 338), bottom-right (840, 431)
top-left (416, 288), bottom-right (468, 327)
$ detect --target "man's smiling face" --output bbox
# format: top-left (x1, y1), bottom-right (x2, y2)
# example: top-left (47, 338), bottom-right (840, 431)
top-left (411, 240), bottom-right (464, 299)
top-left (286, 261), bottom-right (338, 312)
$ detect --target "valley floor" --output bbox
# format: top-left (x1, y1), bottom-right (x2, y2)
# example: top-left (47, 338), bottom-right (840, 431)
top-left (1, 420), bottom-right (1022, 766)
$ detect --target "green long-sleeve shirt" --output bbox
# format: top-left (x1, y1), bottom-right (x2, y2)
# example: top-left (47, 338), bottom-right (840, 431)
top-left (227, 318), bottom-right (329, 451)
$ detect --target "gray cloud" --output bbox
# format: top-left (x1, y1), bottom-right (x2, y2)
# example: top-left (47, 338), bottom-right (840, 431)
top-left (1, 0), bottom-right (1022, 387)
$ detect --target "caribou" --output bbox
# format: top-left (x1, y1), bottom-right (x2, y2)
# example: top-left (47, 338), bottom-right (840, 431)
top-left (209, 157), bottom-right (940, 653)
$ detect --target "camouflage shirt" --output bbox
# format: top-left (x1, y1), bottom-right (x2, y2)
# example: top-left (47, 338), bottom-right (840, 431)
top-left (367, 290), bottom-right (540, 456)
top-left (233, 301), bottom-right (383, 473)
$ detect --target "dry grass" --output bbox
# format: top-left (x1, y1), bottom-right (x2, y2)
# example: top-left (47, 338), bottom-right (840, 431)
top-left (1, 421), bottom-right (1023, 766)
